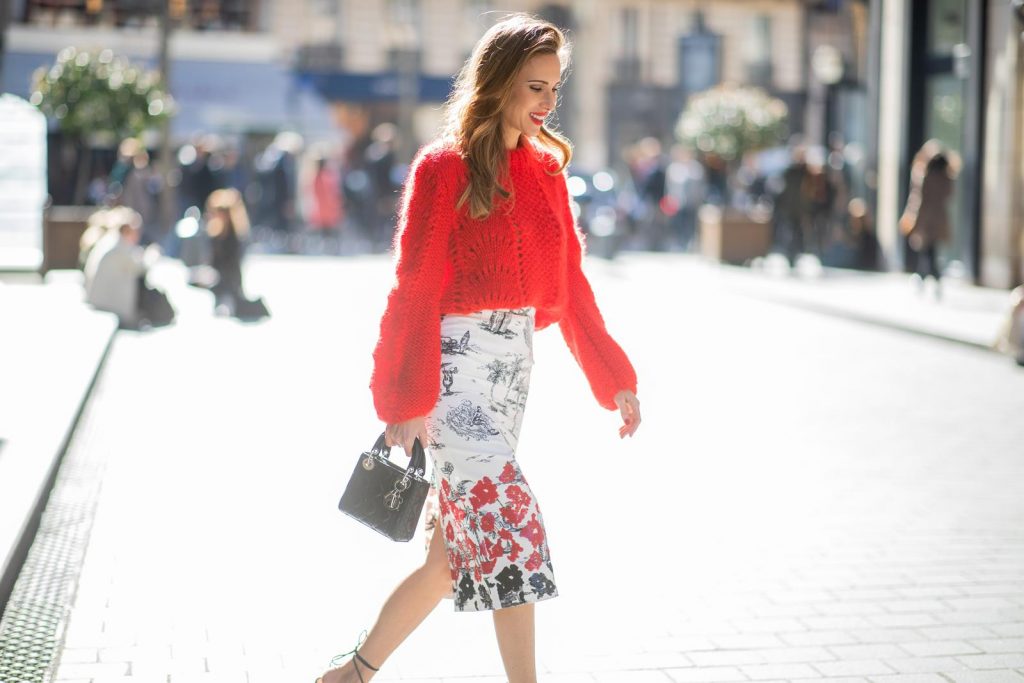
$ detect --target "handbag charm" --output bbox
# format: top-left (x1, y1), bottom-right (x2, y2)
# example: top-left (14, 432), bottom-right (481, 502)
top-left (384, 475), bottom-right (412, 510)
top-left (338, 432), bottom-right (429, 542)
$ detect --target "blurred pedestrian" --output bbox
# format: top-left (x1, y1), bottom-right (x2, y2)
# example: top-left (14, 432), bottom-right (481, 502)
top-left (364, 123), bottom-right (401, 251)
top-left (848, 198), bottom-right (879, 271)
top-left (254, 131), bottom-right (303, 251)
top-left (900, 139), bottom-right (960, 300)
top-left (773, 145), bottom-right (808, 269)
top-left (664, 145), bottom-right (706, 251)
top-left (108, 138), bottom-right (160, 243)
top-left (994, 285), bottom-right (1024, 366)
top-left (178, 135), bottom-right (223, 216)
top-left (83, 206), bottom-right (173, 329)
top-left (623, 137), bottom-right (669, 250)
top-left (204, 188), bottom-right (268, 319)
top-left (305, 151), bottom-right (345, 254)
top-left (315, 14), bottom-right (641, 683)
top-left (79, 207), bottom-right (115, 269)
top-left (803, 154), bottom-right (834, 259)
top-left (821, 197), bottom-right (878, 271)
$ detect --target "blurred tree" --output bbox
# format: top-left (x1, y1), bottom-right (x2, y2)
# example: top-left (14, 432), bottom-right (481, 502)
top-left (30, 47), bottom-right (172, 204)
top-left (676, 84), bottom-right (788, 204)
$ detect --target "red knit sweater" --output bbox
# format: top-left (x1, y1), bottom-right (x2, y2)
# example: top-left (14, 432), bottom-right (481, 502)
top-left (369, 136), bottom-right (638, 424)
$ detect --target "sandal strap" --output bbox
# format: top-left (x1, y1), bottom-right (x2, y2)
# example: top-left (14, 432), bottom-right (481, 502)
top-left (327, 630), bottom-right (380, 680)
top-left (354, 651), bottom-right (379, 672)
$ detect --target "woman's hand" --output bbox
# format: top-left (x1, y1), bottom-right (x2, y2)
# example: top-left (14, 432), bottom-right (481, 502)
top-left (614, 390), bottom-right (641, 439)
top-left (385, 416), bottom-right (430, 455)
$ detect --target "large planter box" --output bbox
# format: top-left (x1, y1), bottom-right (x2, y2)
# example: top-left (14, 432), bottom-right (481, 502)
top-left (42, 205), bottom-right (96, 274)
top-left (698, 205), bottom-right (773, 265)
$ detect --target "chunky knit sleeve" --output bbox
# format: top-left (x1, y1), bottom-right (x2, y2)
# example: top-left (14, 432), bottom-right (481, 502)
top-left (553, 171), bottom-right (638, 410)
top-left (369, 145), bottom-right (462, 424)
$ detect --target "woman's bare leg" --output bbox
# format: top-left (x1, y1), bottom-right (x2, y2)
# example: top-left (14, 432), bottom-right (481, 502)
top-left (319, 522), bottom-right (452, 683)
top-left (493, 602), bottom-right (537, 683)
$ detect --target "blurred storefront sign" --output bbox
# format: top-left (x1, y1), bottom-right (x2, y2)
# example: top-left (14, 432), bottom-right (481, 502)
top-left (3, 51), bottom-right (334, 140)
top-left (293, 70), bottom-right (453, 104)
top-left (0, 95), bottom-right (46, 270)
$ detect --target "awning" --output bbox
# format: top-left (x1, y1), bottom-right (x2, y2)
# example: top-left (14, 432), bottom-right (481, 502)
top-left (295, 70), bottom-right (455, 103)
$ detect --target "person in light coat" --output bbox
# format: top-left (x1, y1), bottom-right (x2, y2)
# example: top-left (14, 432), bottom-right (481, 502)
top-left (83, 208), bottom-right (160, 328)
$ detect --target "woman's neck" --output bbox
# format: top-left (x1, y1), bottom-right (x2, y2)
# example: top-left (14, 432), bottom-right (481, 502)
top-left (504, 129), bottom-right (523, 151)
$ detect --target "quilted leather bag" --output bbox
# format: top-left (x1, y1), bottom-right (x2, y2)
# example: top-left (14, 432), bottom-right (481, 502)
top-left (338, 432), bottom-right (429, 542)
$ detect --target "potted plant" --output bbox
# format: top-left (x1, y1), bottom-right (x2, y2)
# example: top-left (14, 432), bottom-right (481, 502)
top-left (30, 47), bottom-right (171, 272)
top-left (676, 84), bottom-right (787, 265)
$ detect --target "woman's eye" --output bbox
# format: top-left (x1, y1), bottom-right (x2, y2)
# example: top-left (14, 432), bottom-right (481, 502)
top-left (530, 86), bottom-right (542, 92)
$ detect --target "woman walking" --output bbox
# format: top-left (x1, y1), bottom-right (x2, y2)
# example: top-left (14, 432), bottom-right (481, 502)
top-left (315, 14), bottom-right (641, 683)
top-left (900, 139), bottom-right (960, 300)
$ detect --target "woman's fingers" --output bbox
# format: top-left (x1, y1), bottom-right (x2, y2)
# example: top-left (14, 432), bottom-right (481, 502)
top-left (619, 397), bottom-right (641, 438)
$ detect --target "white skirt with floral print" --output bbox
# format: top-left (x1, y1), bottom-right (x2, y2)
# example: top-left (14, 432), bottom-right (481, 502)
top-left (423, 306), bottom-right (558, 612)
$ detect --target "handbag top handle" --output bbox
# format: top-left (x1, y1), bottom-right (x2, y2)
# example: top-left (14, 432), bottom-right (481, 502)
top-left (371, 431), bottom-right (427, 475)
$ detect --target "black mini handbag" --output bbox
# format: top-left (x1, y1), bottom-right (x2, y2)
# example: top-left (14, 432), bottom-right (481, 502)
top-left (338, 432), bottom-right (429, 542)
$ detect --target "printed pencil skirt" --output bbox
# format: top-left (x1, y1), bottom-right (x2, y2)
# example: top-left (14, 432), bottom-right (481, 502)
top-left (423, 306), bottom-right (559, 612)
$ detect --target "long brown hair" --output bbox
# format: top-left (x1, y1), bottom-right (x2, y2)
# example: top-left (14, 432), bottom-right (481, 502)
top-left (205, 188), bottom-right (250, 239)
top-left (441, 13), bottom-right (573, 220)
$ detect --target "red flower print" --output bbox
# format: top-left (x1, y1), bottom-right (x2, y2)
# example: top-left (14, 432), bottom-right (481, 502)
top-left (499, 461), bottom-right (517, 483)
top-left (506, 537), bottom-right (523, 563)
top-left (505, 485), bottom-right (532, 510)
top-left (450, 502), bottom-right (466, 524)
top-left (483, 537), bottom-right (503, 560)
top-left (520, 514), bottom-right (545, 548)
top-left (500, 503), bottom-right (527, 526)
top-left (445, 522), bottom-right (455, 541)
top-left (480, 512), bottom-right (496, 533)
top-left (441, 479), bottom-right (451, 496)
top-left (480, 557), bottom-right (497, 575)
top-left (469, 477), bottom-right (498, 511)
top-left (525, 551), bottom-right (543, 571)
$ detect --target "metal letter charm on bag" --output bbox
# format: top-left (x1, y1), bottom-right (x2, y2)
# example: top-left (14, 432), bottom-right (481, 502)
top-left (338, 432), bottom-right (429, 542)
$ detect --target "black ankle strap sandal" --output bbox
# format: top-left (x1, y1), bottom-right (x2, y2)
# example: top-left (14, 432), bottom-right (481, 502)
top-left (315, 634), bottom-right (380, 679)
top-left (349, 651), bottom-right (379, 682)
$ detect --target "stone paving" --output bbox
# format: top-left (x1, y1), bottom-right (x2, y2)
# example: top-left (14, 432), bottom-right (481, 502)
top-left (34, 254), bottom-right (1024, 683)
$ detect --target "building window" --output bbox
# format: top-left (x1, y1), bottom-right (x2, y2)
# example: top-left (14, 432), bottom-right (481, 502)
top-left (744, 14), bottom-right (773, 88)
top-left (621, 7), bottom-right (638, 58)
top-left (20, 0), bottom-right (258, 30)
top-left (927, 0), bottom-right (967, 55)
top-left (616, 7), bottom-right (641, 81)
top-left (387, 47), bottom-right (422, 72)
top-left (388, 0), bottom-right (419, 26)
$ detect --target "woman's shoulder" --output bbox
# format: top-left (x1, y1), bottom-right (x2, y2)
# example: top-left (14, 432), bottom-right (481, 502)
top-left (531, 145), bottom-right (564, 175)
top-left (412, 139), bottom-right (467, 178)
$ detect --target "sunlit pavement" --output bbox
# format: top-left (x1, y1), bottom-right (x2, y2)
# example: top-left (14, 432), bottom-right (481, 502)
top-left (49, 253), bottom-right (1024, 683)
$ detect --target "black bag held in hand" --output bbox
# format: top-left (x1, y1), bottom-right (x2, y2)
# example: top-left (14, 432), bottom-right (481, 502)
top-left (338, 432), bottom-right (429, 542)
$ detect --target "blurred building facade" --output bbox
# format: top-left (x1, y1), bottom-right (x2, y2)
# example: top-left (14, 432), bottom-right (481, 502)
top-left (1, 0), bottom-right (810, 166)
top-left (1, 0), bottom-right (1021, 288)
top-left (873, 0), bottom-right (1024, 289)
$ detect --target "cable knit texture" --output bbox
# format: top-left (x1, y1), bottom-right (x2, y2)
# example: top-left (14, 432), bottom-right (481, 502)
top-left (370, 136), bottom-right (638, 424)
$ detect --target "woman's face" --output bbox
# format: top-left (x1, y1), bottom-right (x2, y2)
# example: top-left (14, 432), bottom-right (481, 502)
top-left (501, 52), bottom-right (561, 147)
